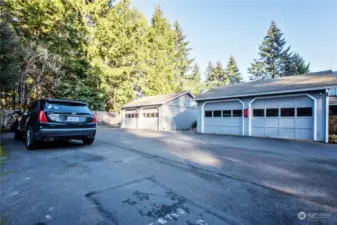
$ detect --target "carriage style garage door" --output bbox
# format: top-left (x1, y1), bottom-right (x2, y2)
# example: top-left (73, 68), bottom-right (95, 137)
top-left (141, 108), bottom-right (159, 130)
top-left (204, 101), bottom-right (243, 135)
top-left (251, 96), bottom-right (313, 140)
top-left (124, 109), bottom-right (137, 129)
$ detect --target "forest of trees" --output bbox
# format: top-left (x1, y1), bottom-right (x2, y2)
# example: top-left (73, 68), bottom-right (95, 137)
top-left (0, 0), bottom-right (310, 111)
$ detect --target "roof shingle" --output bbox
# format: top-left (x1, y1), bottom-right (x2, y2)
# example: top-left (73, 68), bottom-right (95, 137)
top-left (195, 70), bottom-right (337, 101)
top-left (123, 92), bottom-right (192, 108)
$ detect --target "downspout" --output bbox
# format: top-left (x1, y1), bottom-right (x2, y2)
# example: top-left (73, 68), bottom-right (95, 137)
top-left (121, 109), bottom-right (125, 128)
top-left (325, 89), bottom-right (329, 143)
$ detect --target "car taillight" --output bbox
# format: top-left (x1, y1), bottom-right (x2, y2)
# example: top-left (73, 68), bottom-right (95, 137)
top-left (93, 113), bottom-right (97, 123)
top-left (38, 111), bottom-right (48, 123)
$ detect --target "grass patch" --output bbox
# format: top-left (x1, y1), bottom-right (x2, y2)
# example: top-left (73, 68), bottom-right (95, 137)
top-left (0, 145), bottom-right (4, 157)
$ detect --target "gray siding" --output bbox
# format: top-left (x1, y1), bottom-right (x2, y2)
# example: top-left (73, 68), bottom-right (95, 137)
top-left (122, 93), bottom-right (197, 131)
top-left (161, 93), bottom-right (197, 131)
top-left (197, 91), bottom-right (328, 142)
top-left (329, 88), bottom-right (337, 96)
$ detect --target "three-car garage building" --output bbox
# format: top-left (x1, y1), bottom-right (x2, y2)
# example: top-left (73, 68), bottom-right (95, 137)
top-left (195, 70), bottom-right (337, 142)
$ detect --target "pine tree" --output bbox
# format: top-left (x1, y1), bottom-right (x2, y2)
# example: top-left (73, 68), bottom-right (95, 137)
top-left (282, 52), bottom-right (310, 76)
top-left (249, 21), bottom-right (310, 80)
top-left (213, 61), bottom-right (227, 84)
top-left (225, 56), bottom-right (243, 84)
top-left (248, 21), bottom-right (287, 80)
top-left (191, 64), bottom-right (201, 82)
top-left (173, 21), bottom-right (193, 89)
top-left (183, 63), bottom-right (201, 95)
top-left (205, 62), bottom-right (215, 82)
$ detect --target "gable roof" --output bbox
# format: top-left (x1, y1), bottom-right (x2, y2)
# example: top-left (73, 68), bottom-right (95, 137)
top-left (122, 92), bottom-right (193, 108)
top-left (195, 70), bottom-right (337, 101)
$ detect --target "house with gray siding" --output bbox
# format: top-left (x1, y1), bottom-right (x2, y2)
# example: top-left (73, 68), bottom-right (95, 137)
top-left (195, 70), bottom-right (337, 143)
top-left (121, 92), bottom-right (197, 131)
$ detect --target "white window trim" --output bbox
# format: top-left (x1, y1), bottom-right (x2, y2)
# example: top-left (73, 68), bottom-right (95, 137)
top-left (248, 93), bottom-right (317, 141)
top-left (325, 89), bottom-right (329, 143)
top-left (201, 99), bottom-right (244, 135)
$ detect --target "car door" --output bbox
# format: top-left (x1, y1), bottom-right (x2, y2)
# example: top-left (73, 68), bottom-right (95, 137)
top-left (20, 101), bottom-right (39, 133)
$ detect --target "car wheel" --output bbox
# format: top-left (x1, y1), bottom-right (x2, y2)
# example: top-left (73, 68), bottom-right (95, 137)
top-left (26, 127), bottom-right (37, 150)
top-left (82, 137), bottom-right (95, 145)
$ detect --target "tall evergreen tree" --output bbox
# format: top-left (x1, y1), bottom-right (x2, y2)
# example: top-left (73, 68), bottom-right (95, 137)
top-left (249, 21), bottom-right (310, 80)
top-left (173, 20), bottom-right (193, 89)
top-left (205, 61), bottom-right (227, 88)
top-left (248, 21), bottom-right (287, 80)
top-left (183, 63), bottom-right (201, 95)
top-left (212, 61), bottom-right (227, 84)
top-left (225, 56), bottom-right (243, 84)
top-left (205, 62), bottom-right (215, 82)
top-left (282, 52), bottom-right (310, 76)
top-left (143, 5), bottom-right (178, 96)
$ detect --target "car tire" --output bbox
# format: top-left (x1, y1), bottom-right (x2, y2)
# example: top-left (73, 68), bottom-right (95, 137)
top-left (14, 131), bottom-right (22, 140)
top-left (82, 137), bottom-right (95, 145)
top-left (26, 127), bottom-right (37, 150)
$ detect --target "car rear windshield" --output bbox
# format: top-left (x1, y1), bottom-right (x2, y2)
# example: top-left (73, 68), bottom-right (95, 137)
top-left (44, 101), bottom-right (90, 113)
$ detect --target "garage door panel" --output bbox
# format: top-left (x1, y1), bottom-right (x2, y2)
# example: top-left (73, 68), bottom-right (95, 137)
top-left (279, 98), bottom-right (295, 107)
top-left (295, 129), bottom-right (313, 140)
top-left (204, 126), bottom-right (221, 134)
top-left (264, 99), bottom-right (278, 108)
top-left (204, 101), bottom-right (243, 136)
top-left (279, 128), bottom-right (295, 139)
top-left (296, 118), bottom-right (313, 129)
top-left (295, 97), bottom-right (312, 107)
top-left (220, 126), bottom-right (241, 135)
top-left (252, 128), bottom-right (265, 137)
top-left (124, 110), bottom-right (137, 129)
top-left (265, 128), bottom-right (279, 138)
top-left (205, 102), bottom-right (241, 110)
top-left (279, 118), bottom-right (295, 128)
top-left (253, 101), bottom-right (265, 108)
top-left (252, 118), bottom-right (264, 128)
top-left (141, 108), bottom-right (158, 130)
top-left (265, 118), bottom-right (278, 127)
top-left (251, 96), bottom-right (313, 141)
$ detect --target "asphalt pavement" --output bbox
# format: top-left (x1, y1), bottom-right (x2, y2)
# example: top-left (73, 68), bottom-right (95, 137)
top-left (1, 127), bottom-right (336, 225)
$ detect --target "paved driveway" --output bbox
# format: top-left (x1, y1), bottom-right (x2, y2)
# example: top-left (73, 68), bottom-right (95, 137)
top-left (1, 127), bottom-right (336, 225)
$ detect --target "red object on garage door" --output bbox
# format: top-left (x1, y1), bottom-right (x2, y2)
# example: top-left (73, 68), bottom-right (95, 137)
top-left (244, 108), bottom-right (248, 117)
top-left (136, 113), bottom-right (140, 118)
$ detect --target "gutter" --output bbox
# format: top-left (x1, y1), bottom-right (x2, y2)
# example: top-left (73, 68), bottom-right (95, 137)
top-left (195, 86), bottom-right (337, 102)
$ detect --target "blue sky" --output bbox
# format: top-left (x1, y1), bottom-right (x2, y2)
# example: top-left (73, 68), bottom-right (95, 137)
top-left (132, 0), bottom-right (337, 81)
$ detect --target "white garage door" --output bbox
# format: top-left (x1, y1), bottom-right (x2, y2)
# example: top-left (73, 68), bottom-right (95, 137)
top-left (204, 101), bottom-right (243, 135)
top-left (252, 96), bottom-right (313, 140)
top-left (124, 109), bottom-right (137, 129)
top-left (141, 108), bottom-right (159, 130)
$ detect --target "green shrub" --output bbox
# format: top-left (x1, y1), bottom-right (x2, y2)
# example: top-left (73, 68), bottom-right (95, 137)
top-left (330, 135), bottom-right (337, 144)
top-left (192, 121), bottom-right (197, 129)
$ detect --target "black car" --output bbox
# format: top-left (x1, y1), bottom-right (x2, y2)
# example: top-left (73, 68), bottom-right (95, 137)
top-left (15, 98), bottom-right (96, 149)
